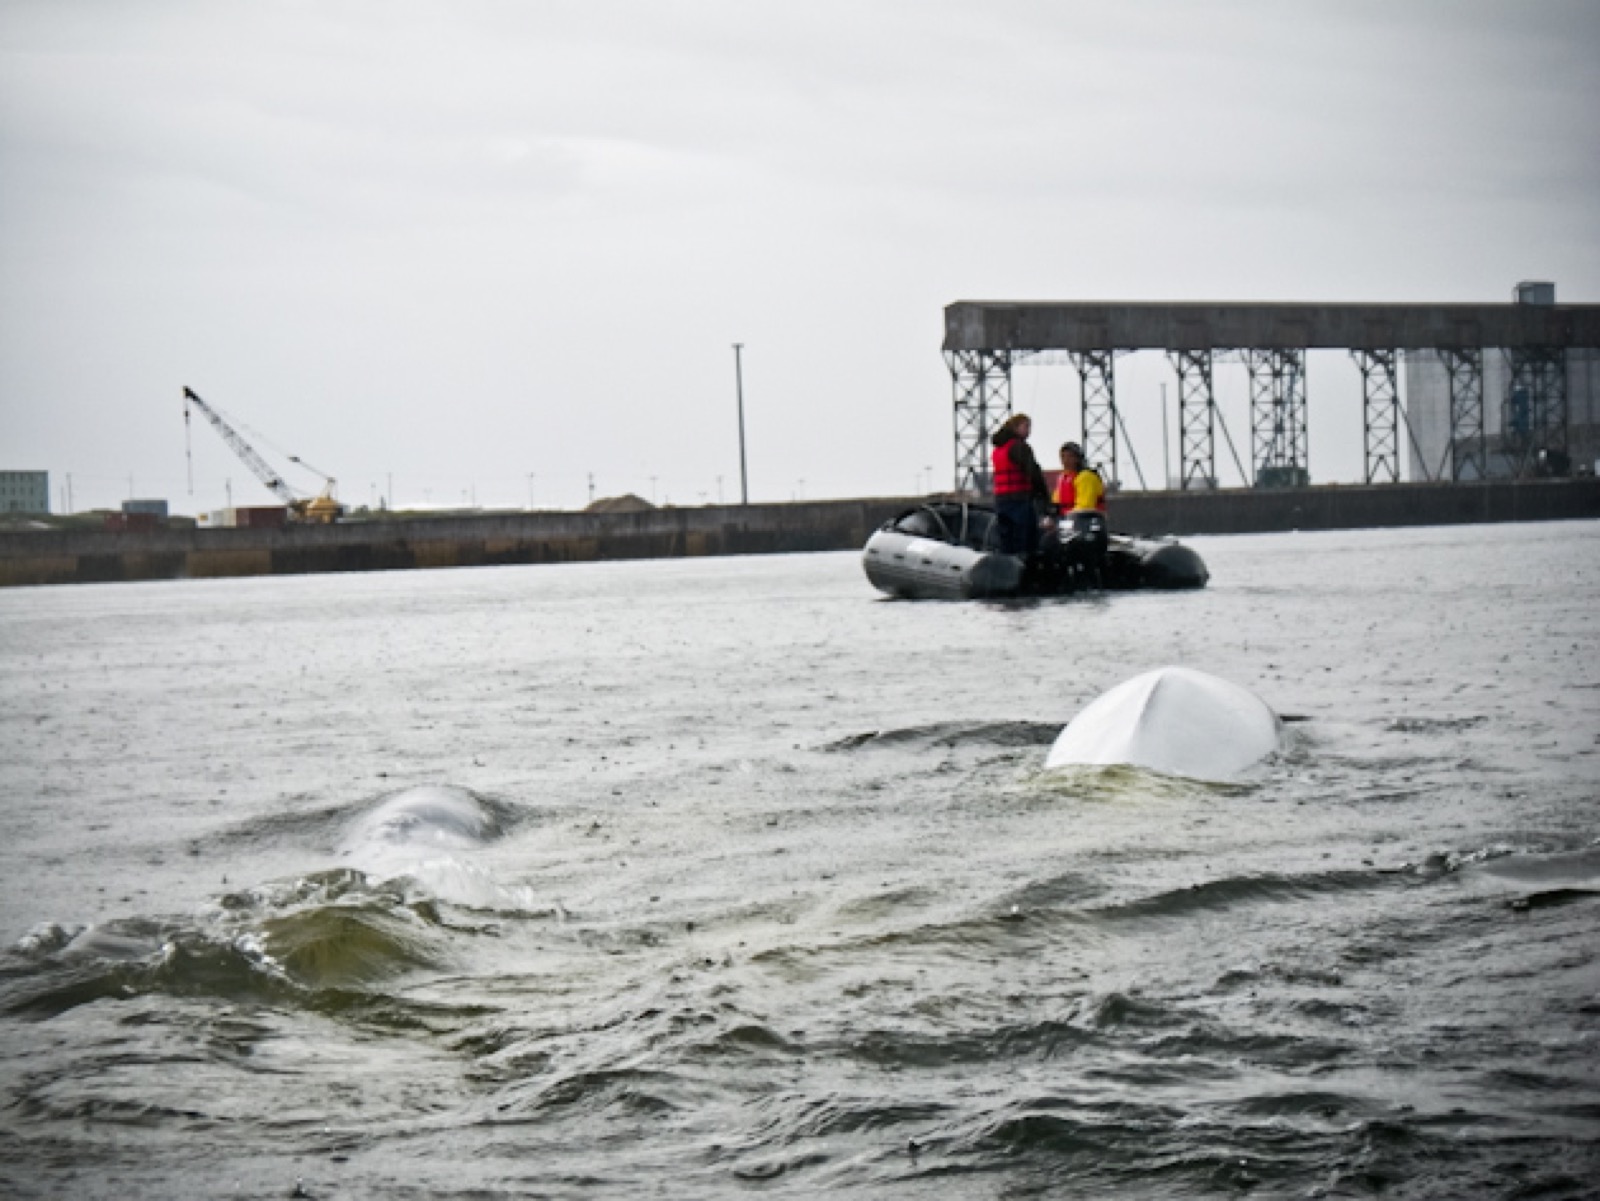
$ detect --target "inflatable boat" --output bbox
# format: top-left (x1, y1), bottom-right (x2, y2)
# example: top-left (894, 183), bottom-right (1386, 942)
top-left (862, 500), bottom-right (1208, 600)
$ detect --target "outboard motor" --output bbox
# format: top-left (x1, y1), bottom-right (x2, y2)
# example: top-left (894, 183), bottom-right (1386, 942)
top-left (1064, 511), bottom-right (1108, 588)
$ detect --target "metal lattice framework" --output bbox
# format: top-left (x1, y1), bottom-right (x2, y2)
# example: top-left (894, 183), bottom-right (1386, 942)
top-left (1504, 347), bottom-right (1568, 475)
top-left (1245, 349), bottom-right (1308, 487)
top-left (1350, 349), bottom-right (1401, 484)
top-left (1168, 349), bottom-right (1216, 490)
top-left (182, 387), bottom-right (297, 505)
top-left (945, 349), bottom-right (1013, 494)
top-left (1437, 348), bottom-right (1486, 481)
top-left (938, 300), bottom-right (1600, 491)
top-left (1068, 349), bottom-right (1118, 483)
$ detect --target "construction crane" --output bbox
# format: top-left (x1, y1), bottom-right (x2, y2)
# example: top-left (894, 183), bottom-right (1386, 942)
top-left (183, 386), bottom-right (343, 523)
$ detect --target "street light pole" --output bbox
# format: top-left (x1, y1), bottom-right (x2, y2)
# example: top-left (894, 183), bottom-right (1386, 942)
top-left (1160, 383), bottom-right (1170, 491)
top-left (733, 343), bottom-right (748, 505)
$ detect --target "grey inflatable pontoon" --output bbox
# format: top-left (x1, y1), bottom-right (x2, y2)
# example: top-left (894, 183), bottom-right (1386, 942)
top-left (862, 500), bottom-right (1208, 600)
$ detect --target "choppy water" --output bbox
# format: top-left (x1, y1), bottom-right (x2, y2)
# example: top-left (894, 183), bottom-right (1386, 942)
top-left (2, 522), bottom-right (1598, 1200)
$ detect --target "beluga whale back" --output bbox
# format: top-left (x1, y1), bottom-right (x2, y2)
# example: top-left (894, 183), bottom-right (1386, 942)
top-left (336, 785), bottom-right (534, 910)
top-left (1046, 666), bottom-right (1282, 783)
top-left (338, 784), bottom-right (505, 882)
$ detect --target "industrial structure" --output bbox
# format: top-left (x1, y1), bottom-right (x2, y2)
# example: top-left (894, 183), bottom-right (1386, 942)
top-left (183, 387), bottom-right (343, 522)
top-left (943, 284), bottom-right (1600, 494)
top-left (1404, 343), bottom-right (1600, 482)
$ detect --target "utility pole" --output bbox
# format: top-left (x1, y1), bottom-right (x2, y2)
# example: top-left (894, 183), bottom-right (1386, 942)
top-left (733, 343), bottom-right (748, 505)
top-left (1160, 382), bottom-right (1170, 491)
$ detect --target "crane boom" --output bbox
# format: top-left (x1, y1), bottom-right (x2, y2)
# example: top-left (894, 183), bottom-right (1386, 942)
top-left (182, 386), bottom-right (298, 506)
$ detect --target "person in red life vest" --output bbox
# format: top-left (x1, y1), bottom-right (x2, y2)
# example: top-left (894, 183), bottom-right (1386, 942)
top-left (990, 412), bottom-right (1050, 555)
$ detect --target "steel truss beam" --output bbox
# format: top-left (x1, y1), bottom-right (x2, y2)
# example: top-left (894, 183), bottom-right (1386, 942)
top-left (944, 349), bottom-right (1013, 495)
top-left (1245, 348), bottom-right (1308, 487)
top-left (1504, 347), bottom-right (1567, 476)
top-left (1351, 349), bottom-right (1401, 484)
top-left (1168, 350), bottom-right (1216, 490)
top-left (1068, 350), bottom-right (1118, 483)
top-left (1436, 348), bottom-right (1486, 481)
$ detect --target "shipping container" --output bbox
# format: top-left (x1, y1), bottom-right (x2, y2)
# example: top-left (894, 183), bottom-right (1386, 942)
top-left (104, 512), bottom-right (161, 532)
top-left (231, 506), bottom-right (289, 528)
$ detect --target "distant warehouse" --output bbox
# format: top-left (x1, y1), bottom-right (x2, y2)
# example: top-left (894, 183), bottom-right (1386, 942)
top-left (0, 471), bottom-right (48, 515)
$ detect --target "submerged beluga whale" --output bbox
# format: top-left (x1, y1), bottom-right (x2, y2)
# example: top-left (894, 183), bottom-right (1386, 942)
top-left (340, 784), bottom-right (501, 864)
top-left (1045, 666), bottom-right (1283, 783)
top-left (335, 785), bottom-right (532, 909)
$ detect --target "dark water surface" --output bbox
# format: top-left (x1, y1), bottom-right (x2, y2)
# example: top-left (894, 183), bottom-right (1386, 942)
top-left (2, 522), bottom-right (1597, 1199)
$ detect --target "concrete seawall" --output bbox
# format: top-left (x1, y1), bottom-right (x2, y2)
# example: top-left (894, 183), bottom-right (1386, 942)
top-left (1108, 477), bottom-right (1600, 536)
top-left (0, 499), bottom-right (907, 588)
top-left (1, 480), bottom-right (1596, 588)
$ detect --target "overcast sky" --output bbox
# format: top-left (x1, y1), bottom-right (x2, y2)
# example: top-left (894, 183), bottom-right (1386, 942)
top-left (3, 0), bottom-right (1597, 514)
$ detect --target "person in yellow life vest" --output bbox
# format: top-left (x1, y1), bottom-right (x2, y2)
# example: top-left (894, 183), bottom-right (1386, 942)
top-left (1054, 442), bottom-right (1106, 515)
top-left (1054, 441), bottom-right (1109, 586)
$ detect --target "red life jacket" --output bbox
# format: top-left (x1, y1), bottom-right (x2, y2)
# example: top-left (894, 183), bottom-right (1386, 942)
top-left (991, 440), bottom-right (1032, 496)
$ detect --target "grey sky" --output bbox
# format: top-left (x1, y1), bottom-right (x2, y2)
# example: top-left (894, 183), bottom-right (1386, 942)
top-left (3, 0), bottom-right (1597, 513)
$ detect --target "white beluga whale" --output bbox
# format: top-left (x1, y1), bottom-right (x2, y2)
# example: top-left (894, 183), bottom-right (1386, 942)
top-left (1046, 667), bottom-right (1283, 783)
top-left (341, 785), bottom-right (501, 862)
top-left (335, 785), bottom-right (537, 911)
top-left (336, 785), bottom-right (538, 909)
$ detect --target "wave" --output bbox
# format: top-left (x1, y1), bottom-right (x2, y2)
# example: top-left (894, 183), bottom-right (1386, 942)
top-left (1085, 867), bottom-right (1400, 923)
top-left (822, 720), bottom-right (1061, 752)
top-left (1384, 714), bottom-right (1488, 733)
top-left (1467, 845), bottom-right (1600, 886)
top-left (741, 863), bottom-right (1410, 992)
top-left (3, 921), bottom-right (298, 1020)
top-left (3, 870), bottom-right (471, 1021)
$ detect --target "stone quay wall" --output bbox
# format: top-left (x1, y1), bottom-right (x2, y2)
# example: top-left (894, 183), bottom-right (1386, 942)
top-left (1, 480), bottom-right (1595, 588)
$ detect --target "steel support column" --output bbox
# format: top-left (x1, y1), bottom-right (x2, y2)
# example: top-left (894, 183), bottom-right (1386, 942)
top-left (945, 349), bottom-right (1013, 495)
top-left (1168, 349), bottom-right (1216, 490)
top-left (1437, 348), bottom-right (1486, 481)
top-left (1351, 349), bottom-right (1401, 484)
top-left (1245, 348), bottom-right (1308, 487)
top-left (1505, 347), bottom-right (1568, 475)
top-left (1068, 349), bottom-right (1118, 483)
